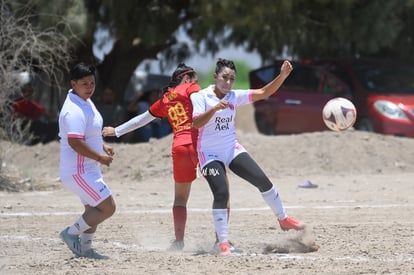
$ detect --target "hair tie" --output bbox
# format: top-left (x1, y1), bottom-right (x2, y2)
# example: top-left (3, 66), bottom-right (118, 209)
top-left (174, 69), bottom-right (194, 80)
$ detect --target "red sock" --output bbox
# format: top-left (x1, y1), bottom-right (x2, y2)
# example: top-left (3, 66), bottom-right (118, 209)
top-left (173, 206), bottom-right (187, 241)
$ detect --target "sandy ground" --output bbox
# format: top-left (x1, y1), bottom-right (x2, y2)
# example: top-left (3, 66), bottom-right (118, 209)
top-left (1, 105), bottom-right (414, 274)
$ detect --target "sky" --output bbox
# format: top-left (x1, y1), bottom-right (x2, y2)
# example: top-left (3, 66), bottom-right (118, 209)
top-left (139, 46), bottom-right (262, 75)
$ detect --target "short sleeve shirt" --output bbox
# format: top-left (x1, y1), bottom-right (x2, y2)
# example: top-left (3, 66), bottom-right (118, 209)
top-left (59, 90), bottom-right (104, 176)
top-left (149, 82), bottom-right (200, 148)
top-left (191, 85), bottom-right (253, 152)
top-left (13, 97), bottom-right (45, 120)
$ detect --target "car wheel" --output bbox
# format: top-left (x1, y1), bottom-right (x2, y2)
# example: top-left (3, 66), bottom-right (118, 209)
top-left (254, 112), bottom-right (274, 135)
top-left (356, 117), bottom-right (374, 132)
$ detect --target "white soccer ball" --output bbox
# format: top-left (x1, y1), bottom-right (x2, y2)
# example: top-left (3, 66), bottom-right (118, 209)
top-left (322, 97), bottom-right (357, 131)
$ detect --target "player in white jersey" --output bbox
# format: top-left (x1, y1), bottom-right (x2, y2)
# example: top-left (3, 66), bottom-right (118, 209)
top-left (58, 62), bottom-right (115, 259)
top-left (191, 58), bottom-right (305, 256)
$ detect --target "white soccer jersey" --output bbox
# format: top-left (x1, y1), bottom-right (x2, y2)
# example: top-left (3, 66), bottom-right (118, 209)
top-left (191, 85), bottom-right (253, 165)
top-left (59, 90), bottom-right (104, 176)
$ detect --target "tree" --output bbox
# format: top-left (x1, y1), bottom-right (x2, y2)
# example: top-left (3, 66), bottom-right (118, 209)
top-left (6, 0), bottom-right (414, 106)
top-left (0, 0), bottom-right (72, 145)
top-left (0, 0), bottom-right (75, 189)
top-left (189, 0), bottom-right (412, 61)
top-left (70, 0), bottom-right (414, 98)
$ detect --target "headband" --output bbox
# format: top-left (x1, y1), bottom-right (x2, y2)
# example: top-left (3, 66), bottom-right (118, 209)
top-left (174, 69), bottom-right (195, 80)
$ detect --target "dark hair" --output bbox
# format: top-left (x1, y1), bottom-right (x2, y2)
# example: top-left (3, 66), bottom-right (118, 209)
top-left (21, 83), bottom-right (33, 90)
top-left (215, 58), bottom-right (237, 74)
top-left (160, 62), bottom-right (196, 94)
top-left (70, 62), bottom-right (96, 80)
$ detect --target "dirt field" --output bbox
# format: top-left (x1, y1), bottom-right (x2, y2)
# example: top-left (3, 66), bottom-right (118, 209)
top-left (1, 105), bottom-right (414, 274)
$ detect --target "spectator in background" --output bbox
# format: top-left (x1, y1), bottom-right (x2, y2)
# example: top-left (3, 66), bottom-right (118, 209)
top-left (144, 89), bottom-right (171, 139)
top-left (323, 75), bottom-right (339, 94)
top-left (95, 87), bottom-right (126, 143)
top-left (12, 83), bottom-right (58, 145)
top-left (125, 89), bottom-right (153, 142)
top-left (125, 89), bottom-right (171, 143)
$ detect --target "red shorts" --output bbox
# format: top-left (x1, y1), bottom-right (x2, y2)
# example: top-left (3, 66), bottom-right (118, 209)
top-left (172, 143), bottom-right (198, 183)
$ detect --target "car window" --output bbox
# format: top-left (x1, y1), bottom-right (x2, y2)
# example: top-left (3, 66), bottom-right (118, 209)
top-left (355, 64), bottom-right (414, 94)
top-left (254, 66), bottom-right (279, 85)
top-left (323, 75), bottom-right (340, 94)
top-left (325, 64), bottom-right (355, 91)
top-left (284, 65), bottom-right (320, 91)
top-left (322, 74), bottom-right (352, 96)
top-left (253, 64), bottom-right (320, 91)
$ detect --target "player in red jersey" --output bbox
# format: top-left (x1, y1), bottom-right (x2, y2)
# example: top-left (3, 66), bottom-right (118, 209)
top-left (103, 63), bottom-right (203, 250)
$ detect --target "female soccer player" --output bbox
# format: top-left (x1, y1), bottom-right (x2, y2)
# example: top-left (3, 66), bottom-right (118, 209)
top-left (59, 62), bottom-right (116, 259)
top-left (190, 58), bottom-right (305, 256)
top-left (102, 63), bottom-right (203, 250)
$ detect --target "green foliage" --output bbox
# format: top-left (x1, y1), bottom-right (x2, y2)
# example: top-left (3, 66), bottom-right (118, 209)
top-left (190, 0), bottom-right (413, 62)
top-left (11, 0), bottom-right (87, 39)
top-left (6, 0), bottom-right (414, 102)
top-left (232, 61), bottom-right (252, 89)
top-left (197, 73), bottom-right (212, 90)
top-left (10, 0), bottom-right (414, 63)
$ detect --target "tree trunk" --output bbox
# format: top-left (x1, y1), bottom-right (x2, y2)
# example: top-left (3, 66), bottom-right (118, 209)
top-left (97, 40), bottom-right (169, 105)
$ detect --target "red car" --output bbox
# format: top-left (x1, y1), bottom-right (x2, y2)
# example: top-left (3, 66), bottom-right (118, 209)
top-left (250, 61), bottom-right (352, 135)
top-left (250, 59), bottom-right (414, 137)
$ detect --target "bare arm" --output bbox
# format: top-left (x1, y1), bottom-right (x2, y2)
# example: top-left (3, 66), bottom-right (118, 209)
top-left (251, 60), bottom-right (293, 102)
top-left (68, 138), bottom-right (113, 167)
top-left (192, 100), bottom-right (229, 129)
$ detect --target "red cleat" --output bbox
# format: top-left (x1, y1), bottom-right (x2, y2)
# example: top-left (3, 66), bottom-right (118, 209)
top-left (279, 216), bottom-right (305, 231)
top-left (219, 242), bottom-right (231, 256)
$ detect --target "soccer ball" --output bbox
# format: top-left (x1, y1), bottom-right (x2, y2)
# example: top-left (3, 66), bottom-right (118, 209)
top-left (322, 97), bottom-right (357, 131)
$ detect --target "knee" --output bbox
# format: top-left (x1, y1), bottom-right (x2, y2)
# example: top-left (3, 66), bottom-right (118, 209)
top-left (108, 202), bottom-right (116, 217)
top-left (251, 175), bottom-right (273, 192)
top-left (173, 196), bottom-right (188, 207)
top-left (213, 190), bottom-right (229, 209)
top-left (102, 197), bottom-right (116, 218)
top-left (173, 184), bottom-right (191, 206)
top-left (257, 182), bottom-right (273, 192)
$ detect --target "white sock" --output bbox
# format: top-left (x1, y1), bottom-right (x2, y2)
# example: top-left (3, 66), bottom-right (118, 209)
top-left (80, 233), bottom-right (94, 252)
top-left (261, 186), bottom-right (287, 220)
top-left (212, 209), bottom-right (228, 244)
top-left (68, 216), bottom-right (91, 235)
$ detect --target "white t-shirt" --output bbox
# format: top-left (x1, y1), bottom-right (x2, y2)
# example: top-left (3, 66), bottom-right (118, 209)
top-left (191, 85), bottom-right (253, 152)
top-left (59, 90), bottom-right (103, 176)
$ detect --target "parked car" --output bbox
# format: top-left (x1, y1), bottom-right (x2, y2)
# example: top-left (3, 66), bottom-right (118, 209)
top-left (250, 59), bottom-right (414, 137)
top-left (309, 58), bottom-right (414, 137)
top-left (249, 61), bottom-right (352, 135)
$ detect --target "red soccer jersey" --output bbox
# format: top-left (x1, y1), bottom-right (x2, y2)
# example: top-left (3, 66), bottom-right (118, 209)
top-left (149, 82), bottom-right (200, 148)
top-left (13, 97), bottom-right (46, 120)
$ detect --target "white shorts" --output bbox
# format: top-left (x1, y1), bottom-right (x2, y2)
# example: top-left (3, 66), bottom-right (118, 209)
top-left (198, 141), bottom-right (247, 169)
top-left (60, 171), bottom-right (112, 207)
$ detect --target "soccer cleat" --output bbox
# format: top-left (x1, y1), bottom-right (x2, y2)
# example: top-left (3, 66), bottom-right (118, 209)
top-left (218, 242), bottom-right (231, 256)
top-left (60, 227), bottom-right (82, 256)
top-left (213, 240), bottom-right (242, 254)
top-left (169, 240), bottom-right (184, 251)
top-left (278, 216), bottom-right (306, 231)
top-left (228, 241), bottom-right (243, 253)
top-left (81, 249), bottom-right (110, 260)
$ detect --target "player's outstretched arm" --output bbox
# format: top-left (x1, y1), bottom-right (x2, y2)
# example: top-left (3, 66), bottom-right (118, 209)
top-left (251, 60), bottom-right (293, 102)
top-left (102, 110), bottom-right (156, 138)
